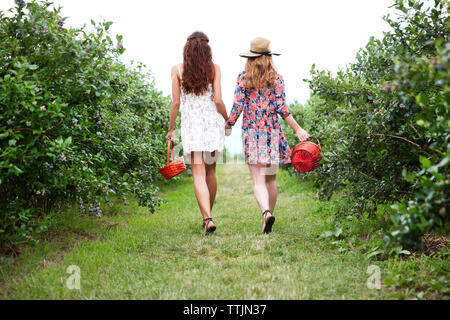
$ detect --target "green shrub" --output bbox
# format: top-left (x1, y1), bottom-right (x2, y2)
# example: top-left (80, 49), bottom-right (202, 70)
top-left (387, 36), bottom-right (449, 250)
top-left (289, 0), bottom-right (449, 250)
top-left (0, 0), bottom-right (169, 245)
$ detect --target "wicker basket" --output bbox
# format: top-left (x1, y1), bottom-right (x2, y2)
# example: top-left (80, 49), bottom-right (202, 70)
top-left (159, 139), bottom-right (186, 180)
top-left (291, 136), bottom-right (322, 173)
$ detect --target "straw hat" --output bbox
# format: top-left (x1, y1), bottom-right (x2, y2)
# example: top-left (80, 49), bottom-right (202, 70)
top-left (239, 37), bottom-right (281, 58)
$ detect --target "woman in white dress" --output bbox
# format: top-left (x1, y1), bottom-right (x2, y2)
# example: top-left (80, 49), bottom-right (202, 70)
top-left (166, 31), bottom-right (228, 234)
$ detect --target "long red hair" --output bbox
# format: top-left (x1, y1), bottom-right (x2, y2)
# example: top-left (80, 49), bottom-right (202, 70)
top-left (245, 55), bottom-right (277, 90)
top-left (182, 31), bottom-right (215, 95)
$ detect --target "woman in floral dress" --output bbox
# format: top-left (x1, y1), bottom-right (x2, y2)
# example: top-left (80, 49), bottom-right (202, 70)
top-left (167, 31), bottom-right (228, 234)
top-left (225, 37), bottom-right (310, 234)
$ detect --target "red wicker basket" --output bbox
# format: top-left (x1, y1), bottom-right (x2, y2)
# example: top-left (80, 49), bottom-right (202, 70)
top-left (291, 136), bottom-right (322, 173)
top-left (159, 139), bottom-right (186, 180)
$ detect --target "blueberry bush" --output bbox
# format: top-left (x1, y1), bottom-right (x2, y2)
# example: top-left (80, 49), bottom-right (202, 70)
top-left (0, 0), bottom-right (169, 246)
top-left (286, 0), bottom-right (449, 250)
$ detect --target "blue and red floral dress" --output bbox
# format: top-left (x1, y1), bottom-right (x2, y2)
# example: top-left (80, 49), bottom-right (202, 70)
top-left (226, 72), bottom-right (292, 165)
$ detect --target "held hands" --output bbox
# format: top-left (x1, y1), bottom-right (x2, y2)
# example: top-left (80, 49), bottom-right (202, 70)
top-left (166, 130), bottom-right (174, 140)
top-left (225, 124), bottom-right (232, 136)
top-left (296, 128), bottom-right (310, 142)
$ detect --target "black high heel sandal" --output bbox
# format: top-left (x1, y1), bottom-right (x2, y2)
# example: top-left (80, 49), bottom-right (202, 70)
top-left (262, 210), bottom-right (275, 234)
top-left (203, 217), bottom-right (216, 235)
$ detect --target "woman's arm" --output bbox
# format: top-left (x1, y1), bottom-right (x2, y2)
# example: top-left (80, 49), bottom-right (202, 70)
top-left (285, 115), bottom-right (310, 142)
top-left (212, 64), bottom-right (228, 122)
top-left (166, 65), bottom-right (181, 140)
top-left (226, 73), bottom-right (246, 129)
top-left (275, 76), bottom-right (310, 142)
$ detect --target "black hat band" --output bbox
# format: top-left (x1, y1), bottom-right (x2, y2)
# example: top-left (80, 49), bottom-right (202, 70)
top-left (250, 50), bottom-right (280, 56)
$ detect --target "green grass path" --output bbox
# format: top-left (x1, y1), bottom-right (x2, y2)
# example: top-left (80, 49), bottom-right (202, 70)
top-left (1, 164), bottom-right (384, 299)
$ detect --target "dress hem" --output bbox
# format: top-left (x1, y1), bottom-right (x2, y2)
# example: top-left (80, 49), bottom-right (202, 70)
top-left (183, 148), bottom-right (224, 155)
top-left (245, 160), bottom-right (291, 166)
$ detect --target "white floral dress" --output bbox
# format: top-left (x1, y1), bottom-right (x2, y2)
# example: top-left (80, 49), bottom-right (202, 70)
top-left (179, 65), bottom-right (225, 154)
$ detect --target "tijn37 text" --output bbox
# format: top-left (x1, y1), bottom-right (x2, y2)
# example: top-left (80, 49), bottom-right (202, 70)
top-left (183, 304), bottom-right (267, 317)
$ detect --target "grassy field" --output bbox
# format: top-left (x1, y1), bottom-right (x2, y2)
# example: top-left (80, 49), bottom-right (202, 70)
top-left (0, 164), bottom-right (447, 299)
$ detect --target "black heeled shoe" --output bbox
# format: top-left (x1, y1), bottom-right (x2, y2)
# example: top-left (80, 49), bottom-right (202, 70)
top-left (262, 210), bottom-right (275, 234)
top-left (203, 217), bottom-right (216, 235)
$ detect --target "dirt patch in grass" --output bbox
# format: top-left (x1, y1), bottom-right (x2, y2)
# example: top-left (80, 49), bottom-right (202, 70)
top-left (40, 226), bottom-right (99, 250)
top-left (423, 233), bottom-right (449, 257)
top-left (96, 221), bottom-right (120, 242)
top-left (0, 218), bottom-right (125, 297)
top-left (0, 219), bottom-right (116, 264)
top-left (424, 289), bottom-right (446, 300)
top-left (0, 240), bottom-right (24, 257)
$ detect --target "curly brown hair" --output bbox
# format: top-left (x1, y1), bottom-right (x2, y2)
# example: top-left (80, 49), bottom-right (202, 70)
top-left (182, 31), bottom-right (215, 95)
top-left (244, 55), bottom-right (277, 90)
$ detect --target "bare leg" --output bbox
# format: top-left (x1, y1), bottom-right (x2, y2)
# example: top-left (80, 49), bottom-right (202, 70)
top-left (204, 151), bottom-right (218, 211)
top-left (248, 164), bottom-right (270, 213)
top-left (205, 162), bottom-right (217, 211)
top-left (190, 152), bottom-right (214, 229)
top-left (265, 173), bottom-right (278, 213)
top-left (248, 164), bottom-right (276, 233)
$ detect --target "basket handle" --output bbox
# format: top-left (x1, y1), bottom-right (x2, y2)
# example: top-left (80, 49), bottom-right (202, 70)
top-left (308, 136), bottom-right (321, 150)
top-left (166, 139), bottom-right (174, 165)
